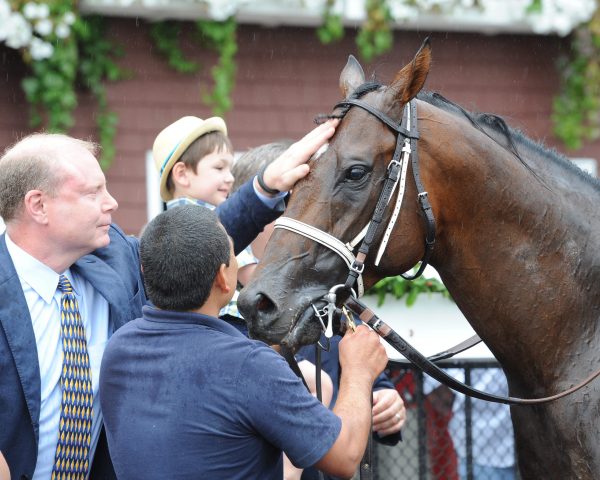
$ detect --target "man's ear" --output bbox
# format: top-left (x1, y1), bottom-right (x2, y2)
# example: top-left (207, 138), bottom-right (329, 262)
top-left (214, 264), bottom-right (232, 294)
top-left (23, 190), bottom-right (48, 225)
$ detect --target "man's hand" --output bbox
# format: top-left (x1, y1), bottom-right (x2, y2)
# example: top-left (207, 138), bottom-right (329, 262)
top-left (372, 388), bottom-right (406, 437)
top-left (338, 325), bottom-right (388, 385)
top-left (257, 119), bottom-right (338, 196)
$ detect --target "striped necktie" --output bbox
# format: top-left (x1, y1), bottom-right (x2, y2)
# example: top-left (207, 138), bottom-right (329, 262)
top-left (51, 274), bottom-right (93, 480)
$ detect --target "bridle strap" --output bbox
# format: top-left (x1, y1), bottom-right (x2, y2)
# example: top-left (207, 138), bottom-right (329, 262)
top-left (274, 217), bottom-right (365, 297)
top-left (401, 101), bottom-right (436, 280)
top-left (345, 296), bottom-right (600, 406)
top-left (333, 98), bottom-right (436, 287)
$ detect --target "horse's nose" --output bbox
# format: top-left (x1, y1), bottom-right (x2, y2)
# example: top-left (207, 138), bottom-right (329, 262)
top-left (238, 288), bottom-right (285, 342)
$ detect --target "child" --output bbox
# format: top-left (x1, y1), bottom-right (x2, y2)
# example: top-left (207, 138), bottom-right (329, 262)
top-left (152, 116), bottom-right (265, 324)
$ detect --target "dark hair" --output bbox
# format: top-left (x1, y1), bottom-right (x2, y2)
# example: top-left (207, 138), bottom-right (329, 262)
top-left (232, 140), bottom-right (293, 193)
top-left (140, 205), bottom-right (231, 311)
top-left (166, 131), bottom-right (233, 195)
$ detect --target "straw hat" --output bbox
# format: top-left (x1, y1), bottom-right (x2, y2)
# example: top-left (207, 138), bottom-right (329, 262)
top-left (153, 116), bottom-right (227, 201)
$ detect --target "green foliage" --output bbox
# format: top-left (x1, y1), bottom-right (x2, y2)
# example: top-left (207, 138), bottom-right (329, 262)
top-left (150, 22), bottom-right (199, 73)
top-left (366, 271), bottom-right (452, 307)
top-left (19, 7), bottom-right (123, 171)
top-left (196, 17), bottom-right (238, 116)
top-left (552, 10), bottom-right (600, 150)
top-left (317, 0), bottom-right (345, 44)
top-left (22, 39), bottom-right (78, 132)
top-left (356, 0), bottom-right (393, 62)
top-left (75, 16), bottom-right (125, 170)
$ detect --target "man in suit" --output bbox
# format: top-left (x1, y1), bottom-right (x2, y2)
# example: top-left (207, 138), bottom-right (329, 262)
top-left (0, 122), bottom-right (335, 479)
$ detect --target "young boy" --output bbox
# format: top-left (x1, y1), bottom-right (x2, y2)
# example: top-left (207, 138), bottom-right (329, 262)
top-left (99, 205), bottom-right (389, 479)
top-left (152, 116), bottom-right (279, 323)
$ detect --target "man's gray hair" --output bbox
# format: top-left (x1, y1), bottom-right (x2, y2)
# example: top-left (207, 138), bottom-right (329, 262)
top-left (232, 140), bottom-right (293, 193)
top-left (0, 133), bottom-right (98, 222)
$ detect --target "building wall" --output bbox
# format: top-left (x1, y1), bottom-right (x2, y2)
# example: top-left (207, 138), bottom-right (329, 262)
top-left (1, 18), bottom-right (598, 234)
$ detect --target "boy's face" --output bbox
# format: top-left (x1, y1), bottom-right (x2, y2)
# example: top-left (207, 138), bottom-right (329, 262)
top-left (187, 146), bottom-right (234, 206)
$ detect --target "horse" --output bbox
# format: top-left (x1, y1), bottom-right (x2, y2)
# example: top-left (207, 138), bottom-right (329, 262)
top-left (238, 41), bottom-right (600, 479)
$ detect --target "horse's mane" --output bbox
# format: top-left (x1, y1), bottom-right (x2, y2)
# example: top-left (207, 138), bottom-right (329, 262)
top-left (417, 91), bottom-right (600, 189)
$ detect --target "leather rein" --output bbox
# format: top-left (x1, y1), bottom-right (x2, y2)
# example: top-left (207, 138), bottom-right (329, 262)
top-left (276, 88), bottom-right (600, 407)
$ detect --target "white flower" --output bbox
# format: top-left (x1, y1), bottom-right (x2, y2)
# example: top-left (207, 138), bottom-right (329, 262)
top-left (34, 18), bottom-right (53, 36)
top-left (37, 3), bottom-right (49, 19)
top-left (55, 23), bottom-right (70, 38)
top-left (29, 36), bottom-right (54, 60)
top-left (63, 11), bottom-right (76, 25)
top-left (23, 2), bottom-right (40, 20)
top-left (5, 12), bottom-right (33, 49)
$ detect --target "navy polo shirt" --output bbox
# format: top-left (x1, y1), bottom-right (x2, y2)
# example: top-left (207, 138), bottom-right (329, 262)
top-left (100, 306), bottom-right (341, 479)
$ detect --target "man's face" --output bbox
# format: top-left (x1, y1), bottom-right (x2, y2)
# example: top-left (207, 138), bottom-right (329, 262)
top-left (45, 146), bottom-right (118, 257)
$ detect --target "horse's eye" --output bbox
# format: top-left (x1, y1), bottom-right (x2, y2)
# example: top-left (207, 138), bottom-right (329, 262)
top-left (345, 166), bottom-right (368, 181)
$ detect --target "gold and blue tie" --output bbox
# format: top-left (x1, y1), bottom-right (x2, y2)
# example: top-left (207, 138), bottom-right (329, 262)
top-left (51, 275), bottom-right (93, 480)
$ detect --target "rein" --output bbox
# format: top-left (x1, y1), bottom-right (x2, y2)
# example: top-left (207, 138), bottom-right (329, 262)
top-left (344, 296), bottom-right (600, 406)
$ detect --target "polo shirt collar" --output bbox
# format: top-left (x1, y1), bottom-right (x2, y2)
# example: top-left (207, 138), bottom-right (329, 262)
top-left (142, 305), bottom-right (247, 338)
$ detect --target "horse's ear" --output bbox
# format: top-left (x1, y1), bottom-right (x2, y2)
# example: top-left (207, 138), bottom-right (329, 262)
top-left (339, 55), bottom-right (366, 98)
top-left (389, 38), bottom-right (432, 105)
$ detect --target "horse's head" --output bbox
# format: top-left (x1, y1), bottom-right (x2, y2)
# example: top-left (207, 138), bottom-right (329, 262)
top-left (239, 41), bottom-right (433, 347)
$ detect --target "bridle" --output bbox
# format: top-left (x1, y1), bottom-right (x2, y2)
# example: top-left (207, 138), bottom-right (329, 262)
top-left (275, 85), bottom-right (435, 303)
top-left (275, 85), bottom-right (600, 408)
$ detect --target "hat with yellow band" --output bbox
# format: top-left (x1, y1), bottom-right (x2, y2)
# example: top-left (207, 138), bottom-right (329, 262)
top-left (153, 116), bottom-right (227, 201)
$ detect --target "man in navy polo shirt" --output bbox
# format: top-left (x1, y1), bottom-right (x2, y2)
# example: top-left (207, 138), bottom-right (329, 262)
top-left (99, 205), bottom-right (389, 479)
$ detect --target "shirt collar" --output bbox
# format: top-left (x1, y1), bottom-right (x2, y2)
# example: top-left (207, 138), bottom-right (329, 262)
top-left (142, 305), bottom-right (246, 338)
top-left (5, 233), bottom-right (77, 304)
top-left (166, 197), bottom-right (216, 211)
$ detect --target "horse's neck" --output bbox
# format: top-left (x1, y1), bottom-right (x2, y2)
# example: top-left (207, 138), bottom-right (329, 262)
top-left (423, 112), bottom-right (600, 389)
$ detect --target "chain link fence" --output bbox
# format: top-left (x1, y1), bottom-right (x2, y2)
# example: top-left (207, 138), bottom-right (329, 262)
top-left (373, 359), bottom-right (520, 480)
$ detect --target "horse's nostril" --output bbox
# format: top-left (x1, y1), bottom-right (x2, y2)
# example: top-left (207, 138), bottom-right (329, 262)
top-left (256, 293), bottom-right (275, 314)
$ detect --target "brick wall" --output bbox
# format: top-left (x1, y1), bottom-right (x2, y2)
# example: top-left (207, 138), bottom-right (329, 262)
top-left (1, 19), bottom-right (598, 234)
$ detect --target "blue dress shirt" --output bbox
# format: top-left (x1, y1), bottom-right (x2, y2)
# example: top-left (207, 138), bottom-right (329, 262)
top-left (5, 234), bottom-right (110, 479)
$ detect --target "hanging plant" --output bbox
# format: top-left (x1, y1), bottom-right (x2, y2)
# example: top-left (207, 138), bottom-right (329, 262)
top-left (356, 0), bottom-right (394, 63)
top-left (552, 8), bottom-right (600, 150)
top-left (75, 16), bottom-right (125, 170)
top-left (317, 0), bottom-right (344, 45)
top-left (149, 21), bottom-right (199, 74)
top-left (2, 1), bottom-right (123, 170)
top-left (196, 16), bottom-right (238, 116)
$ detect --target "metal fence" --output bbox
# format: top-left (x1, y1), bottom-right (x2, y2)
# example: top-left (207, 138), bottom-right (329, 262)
top-left (372, 359), bottom-right (520, 480)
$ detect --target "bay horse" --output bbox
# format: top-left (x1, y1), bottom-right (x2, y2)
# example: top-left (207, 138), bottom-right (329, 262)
top-left (238, 41), bottom-right (600, 479)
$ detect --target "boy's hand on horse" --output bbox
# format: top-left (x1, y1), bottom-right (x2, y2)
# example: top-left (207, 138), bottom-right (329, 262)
top-left (257, 119), bottom-right (339, 196)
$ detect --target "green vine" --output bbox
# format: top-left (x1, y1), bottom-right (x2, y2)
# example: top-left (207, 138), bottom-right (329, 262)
top-left (317, 0), bottom-right (344, 45)
top-left (17, 3), bottom-right (123, 171)
top-left (75, 16), bottom-right (125, 170)
top-left (150, 22), bottom-right (199, 74)
top-left (20, 0), bottom-right (78, 132)
top-left (366, 272), bottom-right (452, 307)
top-left (552, 8), bottom-right (600, 150)
top-left (196, 17), bottom-right (238, 116)
top-left (355, 0), bottom-right (393, 63)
